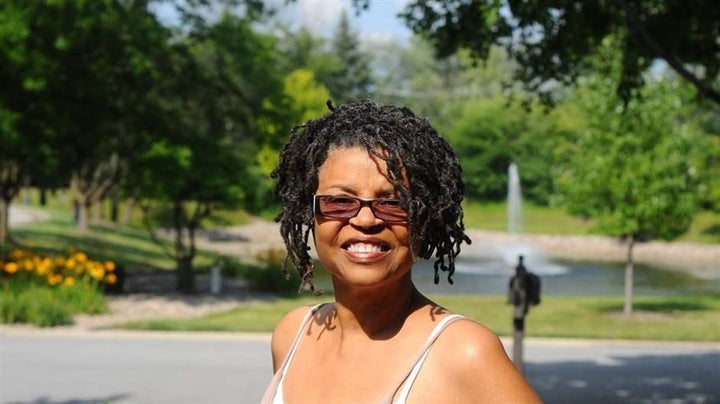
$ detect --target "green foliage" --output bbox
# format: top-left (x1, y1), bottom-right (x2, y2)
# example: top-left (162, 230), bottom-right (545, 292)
top-left (446, 97), bottom-right (572, 204)
top-left (399, 0), bottom-right (720, 107)
top-left (556, 70), bottom-right (706, 241)
top-left (324, 11), bottom-right (374, 103)
top-left (218, 250), bottom-right (301, 296)
top-left (0, 281), bottom-right (107, 327)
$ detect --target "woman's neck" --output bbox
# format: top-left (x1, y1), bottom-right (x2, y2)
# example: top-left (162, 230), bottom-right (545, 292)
top-left (330, 275), bottom-right (427, 339)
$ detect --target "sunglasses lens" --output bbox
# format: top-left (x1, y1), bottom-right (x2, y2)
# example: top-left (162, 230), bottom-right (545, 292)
top-left (316, 195), bottom-right (408, 222)
top-left (317, 196), bottom-right (359, 218)
top-left (372, 200), bottom-right (407, 221)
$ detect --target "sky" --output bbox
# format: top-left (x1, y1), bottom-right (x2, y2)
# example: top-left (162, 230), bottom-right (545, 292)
top-left (278, 0), bottom-right (412, 42)
top-left (153, 0), bottom-right (413, 42)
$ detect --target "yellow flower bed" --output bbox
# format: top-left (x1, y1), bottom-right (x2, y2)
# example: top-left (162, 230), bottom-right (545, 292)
top-left (1, 248), bottom-right (117, 287)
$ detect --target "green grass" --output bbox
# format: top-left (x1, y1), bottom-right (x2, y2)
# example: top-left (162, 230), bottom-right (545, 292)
top-left (8, 213), bottom-right (219, 273)
top-left (462, 201), bottom-right (720, 243)
top-left (462, 201), bottom-right (597, 235)
top-left (117, 294), bottom-right (720, 341)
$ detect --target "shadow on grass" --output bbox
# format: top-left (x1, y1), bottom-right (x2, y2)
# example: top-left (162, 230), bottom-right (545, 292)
top-left (10, 225), bottom-right (176, 272)
top-left (597, 298), bottom-right (714, 313)
top-left (701, 223), bottom-right (720, 238)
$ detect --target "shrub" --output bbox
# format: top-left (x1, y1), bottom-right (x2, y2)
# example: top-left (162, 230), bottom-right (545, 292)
top-left (0, 248), bottom-right (118, 288)
top-left (218, 249), bottom-right (301, 296)
top-left (0, 248), bottom-right (111, 326)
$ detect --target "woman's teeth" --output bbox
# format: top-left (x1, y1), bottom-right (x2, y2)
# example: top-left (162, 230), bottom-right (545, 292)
top-left (346, 243), bottom-right (384, 253)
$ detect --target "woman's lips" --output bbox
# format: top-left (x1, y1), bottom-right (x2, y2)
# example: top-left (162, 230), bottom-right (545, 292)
top-left (341, 239), bottom-right (391, 254)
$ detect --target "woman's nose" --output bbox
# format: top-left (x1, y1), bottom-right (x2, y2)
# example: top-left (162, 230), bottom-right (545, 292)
top-left (349, 205), bottom-right (383, 228)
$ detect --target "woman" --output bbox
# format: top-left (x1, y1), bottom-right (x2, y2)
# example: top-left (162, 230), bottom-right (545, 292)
top-left (262, 101), bottom-right (541, 403)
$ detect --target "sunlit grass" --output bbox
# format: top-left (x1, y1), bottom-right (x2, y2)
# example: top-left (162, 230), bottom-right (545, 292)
top-left (117, 294), bottom-right (720, 341)
top-left (10, 214), bottom-right (218, 273)
top-left (463, 201), bottom-right (720, 243)
top-left (462, 201), bottom-right (597, 235)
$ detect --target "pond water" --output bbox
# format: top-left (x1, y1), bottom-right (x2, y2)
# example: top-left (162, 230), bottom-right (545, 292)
top-left (312, 256), bottom-right (720, 297)
top-left (412, 257), bottom-right (720, 296)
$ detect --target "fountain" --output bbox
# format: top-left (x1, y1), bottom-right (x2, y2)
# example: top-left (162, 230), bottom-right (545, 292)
top-left (453, 162), bottom-right (567, 277)
top-left (507, 163), bottom-right (522, 234)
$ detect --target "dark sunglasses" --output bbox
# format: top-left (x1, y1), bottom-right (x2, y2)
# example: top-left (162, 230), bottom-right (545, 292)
top-left (313, 194), bottom-right (409, 222)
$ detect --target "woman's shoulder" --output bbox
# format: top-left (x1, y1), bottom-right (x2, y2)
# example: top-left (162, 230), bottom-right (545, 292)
top-left (269, 303), bottom-right (325, 371)
top-left (425, 315), bottom-right (541, 402)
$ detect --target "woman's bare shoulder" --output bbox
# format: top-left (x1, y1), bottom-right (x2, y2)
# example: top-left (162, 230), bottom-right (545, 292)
top-left (431, 317), bottom-right (542, 402)
top-left (269, 304), bottom-right (318, 372)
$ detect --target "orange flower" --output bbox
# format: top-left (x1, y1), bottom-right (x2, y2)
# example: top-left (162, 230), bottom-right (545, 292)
top-left (47, 274), bottom-right (63, 286)
top-left (105, 273), bottom-right (118, 285)
top-left (75, 252), bottom-right (88, 263)
top-left (3, 262), bottom-right (19, 274)
top-left (104, 261), bottom-right (116, 272)
top-left (10, 249), bottom-right (24, 260)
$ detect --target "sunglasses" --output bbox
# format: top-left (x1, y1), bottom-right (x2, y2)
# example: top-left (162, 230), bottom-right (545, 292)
top-left (313, 194), bottom-right (409, 222)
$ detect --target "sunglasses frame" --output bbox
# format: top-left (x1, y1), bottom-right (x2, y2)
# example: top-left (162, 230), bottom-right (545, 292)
top-left (313, 194), bottom-right (409, 223)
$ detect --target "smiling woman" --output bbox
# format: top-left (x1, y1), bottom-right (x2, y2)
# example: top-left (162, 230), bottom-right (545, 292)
top-left (262, 100), bottom-right (541, 403)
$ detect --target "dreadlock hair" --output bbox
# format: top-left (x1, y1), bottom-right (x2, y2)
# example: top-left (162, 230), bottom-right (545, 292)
top-left (271, 100), bottom-right (471, 292)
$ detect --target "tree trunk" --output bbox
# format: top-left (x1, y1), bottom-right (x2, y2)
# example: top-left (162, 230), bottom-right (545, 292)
top-left (121, 198), bottom-right (135, 225)
top-left (110, 193), bottom-right (120, 223)
top-left (172, 201), bottom-right (196, 293)
top-left (92, 200), bottom-right (103, 223)
top-left (0, 198), bottom-right (9, 244)
top-left (77, 202), bottom-right (90, 232)
top-left (176, 255), bottom-right (195, 294)
top-left (623, 235), bottom-right (635, 315)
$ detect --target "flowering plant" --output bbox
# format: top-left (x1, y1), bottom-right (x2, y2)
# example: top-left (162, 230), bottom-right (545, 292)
top-left (0, 248), bottom-right (117, 288)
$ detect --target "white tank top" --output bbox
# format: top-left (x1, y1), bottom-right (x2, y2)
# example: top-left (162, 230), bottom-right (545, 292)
top-left (262, 304), bottom-right (465, 404)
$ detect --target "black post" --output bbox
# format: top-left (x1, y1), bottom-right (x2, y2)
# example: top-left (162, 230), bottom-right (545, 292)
top-left (508, 255), bottom-right (541, 374)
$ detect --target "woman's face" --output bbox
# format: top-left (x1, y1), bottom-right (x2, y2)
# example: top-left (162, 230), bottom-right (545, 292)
top-left (313, 146), bottom-right (414, 288)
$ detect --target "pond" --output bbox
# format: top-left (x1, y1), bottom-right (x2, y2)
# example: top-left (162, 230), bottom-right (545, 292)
top-left (412, 257), bottom-right (720, 296)
top-left (311, 254), bottom-right (720, 297)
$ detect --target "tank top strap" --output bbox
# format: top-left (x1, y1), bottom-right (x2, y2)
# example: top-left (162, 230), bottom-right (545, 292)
top-left (389, 314), bottom-right (466, 404)
top-left (260, 303), bottom-right (327, 404)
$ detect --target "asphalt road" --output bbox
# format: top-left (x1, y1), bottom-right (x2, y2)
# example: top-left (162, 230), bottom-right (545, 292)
top-left (2, 329), bottom-right (719, 404)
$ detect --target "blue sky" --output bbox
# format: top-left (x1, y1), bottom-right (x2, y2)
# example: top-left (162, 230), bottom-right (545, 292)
top-left (283, 0), bottom-right (412, 41)
top-left (153, 1), bottom-right (413, 42)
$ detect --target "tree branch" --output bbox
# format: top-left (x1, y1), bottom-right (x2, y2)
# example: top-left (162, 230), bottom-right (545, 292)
top-left (617, 0), bottom-right (720, 105)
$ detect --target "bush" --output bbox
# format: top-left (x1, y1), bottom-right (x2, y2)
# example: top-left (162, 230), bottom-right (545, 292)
top-left (0, 248), bottom-right (111, 327)
top-left (0, 284), bottom-right (107, 327)
top-left (218, 249), bottom-right (301, 296)
top-left (0, 248), bottom-right (118, 288)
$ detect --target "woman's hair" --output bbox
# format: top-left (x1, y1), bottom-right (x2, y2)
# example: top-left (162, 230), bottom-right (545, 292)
top-left (271, 100), bottom-right (471, 292)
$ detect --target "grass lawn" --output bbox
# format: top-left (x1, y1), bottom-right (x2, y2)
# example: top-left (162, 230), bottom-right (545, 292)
top-left (118, 294), bottom-right (720, 342)
top-left (6, 193), bottom-right (720, 340)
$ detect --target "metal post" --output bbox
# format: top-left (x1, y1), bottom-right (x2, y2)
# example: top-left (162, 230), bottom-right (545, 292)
top-left (210, 265), bottom-right (222, 295)
top-left (513, 317), bottom-right (525, 374)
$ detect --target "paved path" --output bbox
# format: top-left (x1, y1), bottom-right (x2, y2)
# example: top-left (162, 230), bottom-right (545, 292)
top-left (2, 328), bottom-right (719, 404)
top-left (7, 205), bottom-right (51, 226)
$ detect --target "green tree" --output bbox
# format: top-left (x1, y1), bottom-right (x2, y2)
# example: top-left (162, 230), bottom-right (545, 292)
top-left (0, 0), bottom-right (175, 232)
top-left (556, 70), bottom-right (706, 314)
top-left (325, 11), bottom-right (374, 103)
top-left (0, 1), bottom-right (57, 242)
top-left (126, 11), bottom-right (286, 292)
top-left (446, 97), bottom-right (572, 205)
top-left (396, 0), bottom-right (720, 107)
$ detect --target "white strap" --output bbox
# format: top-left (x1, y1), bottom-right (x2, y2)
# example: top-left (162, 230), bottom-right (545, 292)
top-left (260, 303), bottom-right (325, 404)
top-left (394, 314), bottom-right (465, 403)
